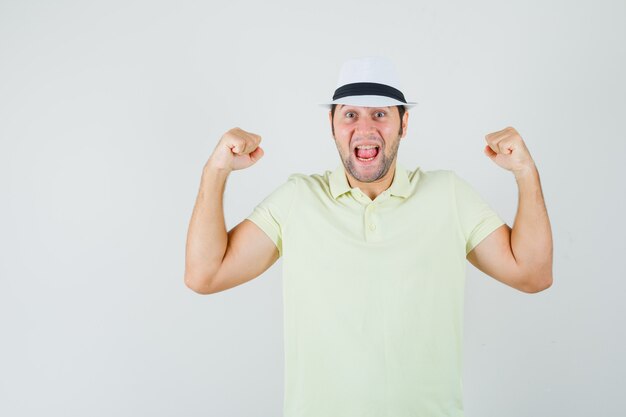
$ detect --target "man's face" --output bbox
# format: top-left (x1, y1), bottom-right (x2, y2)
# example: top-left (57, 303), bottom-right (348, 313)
top-left (330, 105), bottom-right (408, 184)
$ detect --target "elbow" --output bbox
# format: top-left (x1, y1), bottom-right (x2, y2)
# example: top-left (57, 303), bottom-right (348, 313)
top-left (184, 272), bottom-right (214, 295)
top-left (521, 274), bottom-right (553, 294)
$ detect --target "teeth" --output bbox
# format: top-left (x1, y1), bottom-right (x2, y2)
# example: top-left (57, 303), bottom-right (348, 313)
top-left (356, 145), bottom-right (378, 149)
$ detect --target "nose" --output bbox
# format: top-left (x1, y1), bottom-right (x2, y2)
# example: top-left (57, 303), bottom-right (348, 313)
top-left (354, 117), bottom-right (378, 136)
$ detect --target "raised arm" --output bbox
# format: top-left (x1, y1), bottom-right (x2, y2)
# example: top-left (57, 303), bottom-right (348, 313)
top-left (467, 127), bottom-right (553, 293)
top-left (184, 127), bottom-right (279, 295)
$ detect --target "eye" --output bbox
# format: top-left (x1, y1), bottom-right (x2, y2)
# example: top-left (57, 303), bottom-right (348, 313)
top-left (375, 111), bottom-right (386, 117)
top-left (345, 111), bottom-right (356, 118)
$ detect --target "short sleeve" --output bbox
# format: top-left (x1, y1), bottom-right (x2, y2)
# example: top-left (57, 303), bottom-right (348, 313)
top-left (245, 174), bottom-right (299, 258)
top-left (450, 171), bottom-right (506, 255)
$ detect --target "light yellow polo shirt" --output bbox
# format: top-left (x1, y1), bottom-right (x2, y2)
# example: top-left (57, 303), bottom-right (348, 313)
top-left (245, 162), bottom-right (505, 417)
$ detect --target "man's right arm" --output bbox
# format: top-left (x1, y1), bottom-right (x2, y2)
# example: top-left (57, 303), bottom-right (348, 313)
top-left (183, 128), bottom-right (279, 295)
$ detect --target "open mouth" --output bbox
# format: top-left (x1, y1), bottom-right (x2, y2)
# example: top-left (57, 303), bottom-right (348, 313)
top-left (354, 145), bottom-right (380, 163)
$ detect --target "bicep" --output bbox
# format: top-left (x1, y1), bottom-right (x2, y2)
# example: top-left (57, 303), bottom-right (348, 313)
top-left (466, 224), bottom-right (530, 293)
top-left (205, 219), bottom-right (279, 294)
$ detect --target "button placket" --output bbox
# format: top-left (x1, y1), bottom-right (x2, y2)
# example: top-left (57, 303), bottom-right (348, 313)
top-left (365, 203), bottom-right (377, 234)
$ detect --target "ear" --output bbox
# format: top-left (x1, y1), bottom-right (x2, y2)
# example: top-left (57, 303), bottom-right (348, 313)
top-left (401, 111), bottom-right (409, 138)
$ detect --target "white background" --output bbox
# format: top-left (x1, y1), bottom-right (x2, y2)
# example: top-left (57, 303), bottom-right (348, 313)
top-left (1, 0), bottom-right (624, 416)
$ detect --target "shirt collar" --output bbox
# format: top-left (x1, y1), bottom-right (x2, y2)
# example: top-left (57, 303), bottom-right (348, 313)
top-left (329, 162), bottom-right (412, 200)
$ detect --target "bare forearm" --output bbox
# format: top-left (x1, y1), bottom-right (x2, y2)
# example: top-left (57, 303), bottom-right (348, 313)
top-left (511, 165), bottom-right (554, 289)
top-left (184, 165), bottom-right (231, 290)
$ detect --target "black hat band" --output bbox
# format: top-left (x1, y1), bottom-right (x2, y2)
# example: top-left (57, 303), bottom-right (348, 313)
top-left (332, 82), bottom-right (407, 103)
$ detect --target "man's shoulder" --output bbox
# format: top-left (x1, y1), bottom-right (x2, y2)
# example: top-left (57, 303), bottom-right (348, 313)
top-left (406, 166), bottom-right (455, 186)
top-left (276, 167), bottom-right (353, 203)
top-left (415, 166), bottom-right (453, 175)
top-left (283, 170), bottom-right (333, 193)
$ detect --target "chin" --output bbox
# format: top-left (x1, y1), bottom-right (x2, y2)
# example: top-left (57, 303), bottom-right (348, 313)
top-left (348, 160), bottom-right (386, 182)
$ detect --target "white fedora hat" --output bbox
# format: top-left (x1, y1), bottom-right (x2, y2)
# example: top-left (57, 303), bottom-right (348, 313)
top-left (320, 56), bottom-right (417, 109)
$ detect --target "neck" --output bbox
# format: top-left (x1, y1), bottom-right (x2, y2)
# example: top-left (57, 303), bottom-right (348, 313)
top-left (346, 161), bottom-right (396, 200)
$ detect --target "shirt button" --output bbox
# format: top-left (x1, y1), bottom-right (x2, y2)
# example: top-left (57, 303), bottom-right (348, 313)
top-left (369, 223), bottom-right (376, 231)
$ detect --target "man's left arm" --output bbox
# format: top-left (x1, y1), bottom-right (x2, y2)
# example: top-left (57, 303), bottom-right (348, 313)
top-left (467, 126), bottom-right (554, 294)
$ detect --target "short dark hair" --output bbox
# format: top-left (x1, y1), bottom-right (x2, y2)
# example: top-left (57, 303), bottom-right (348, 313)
top-left (330, 104), bottom-right (406, 136)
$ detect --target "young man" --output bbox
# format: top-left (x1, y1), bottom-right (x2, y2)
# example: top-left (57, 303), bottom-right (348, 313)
top-left (184, 57), bottom-right (553, 417)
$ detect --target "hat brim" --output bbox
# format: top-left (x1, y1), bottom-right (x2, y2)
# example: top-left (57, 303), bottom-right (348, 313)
top-left (318, 95), bottom-right (418, 109)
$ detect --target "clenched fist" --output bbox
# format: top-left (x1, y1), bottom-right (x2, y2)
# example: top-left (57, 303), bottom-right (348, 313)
top-left (483, 126), bottom-right (536, 177)
top-left (206, 127), bottom-right (265, 172)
